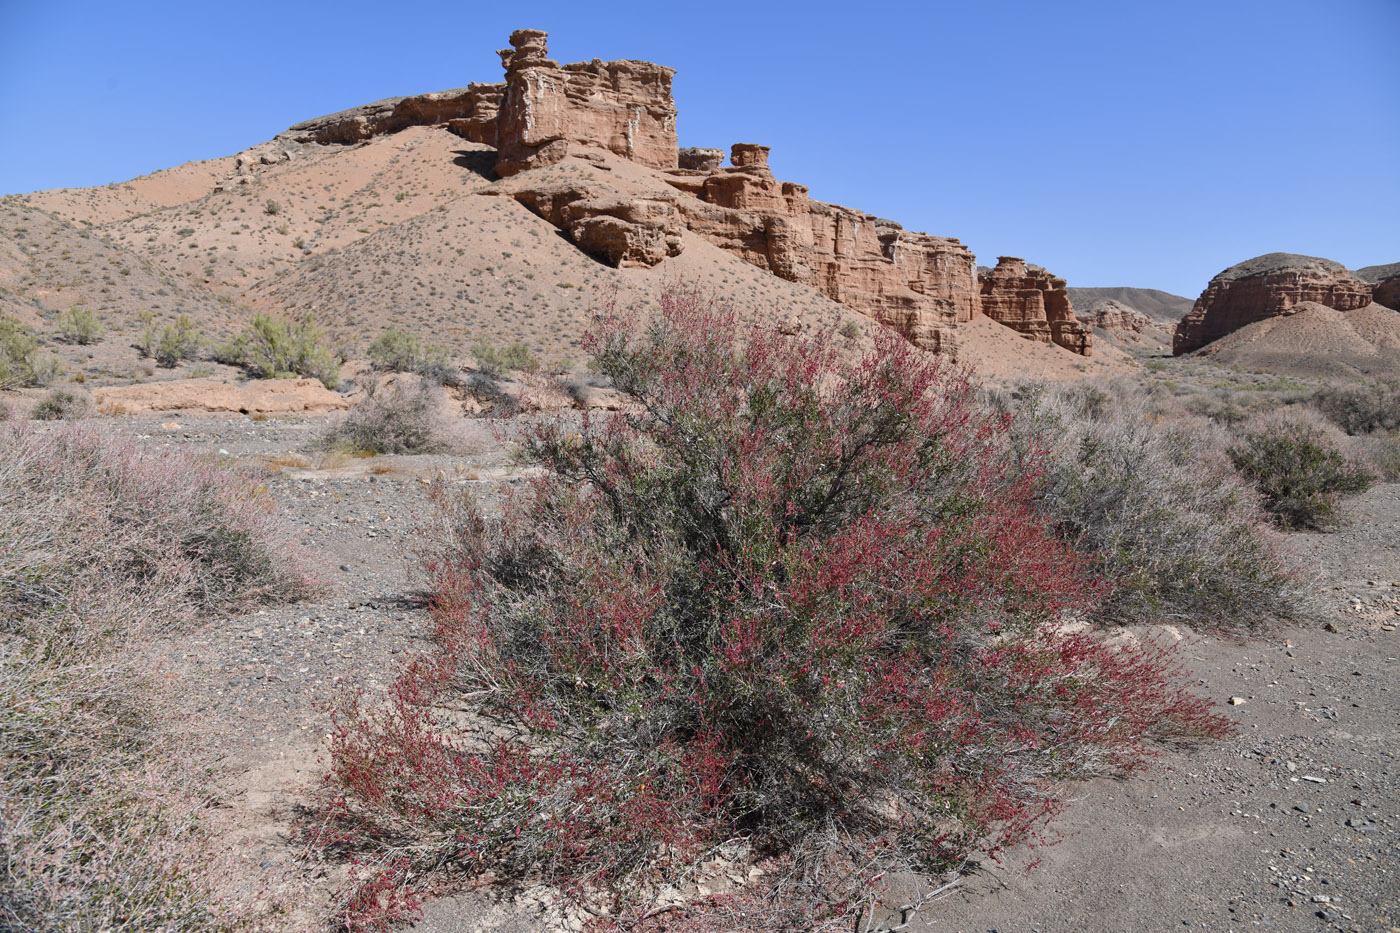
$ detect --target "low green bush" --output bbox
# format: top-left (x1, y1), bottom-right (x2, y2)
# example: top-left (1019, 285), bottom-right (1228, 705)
top-left (214, 313), bottom-right (339, 389)
top-left (56, 306), bottom-right (105, 345)
top-left (154, 315), bottom-right (201, 367)
top-left (0, 315), bottom-right (60, 389)
top-left (471, 339), bottom-right (538, 377)
top-left (367, 329), bottom-right (453, 382)
top-left (1229, 416), bottom-right (1375, 530)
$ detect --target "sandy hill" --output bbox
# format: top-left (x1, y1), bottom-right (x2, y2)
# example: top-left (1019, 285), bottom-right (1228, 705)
top-left (1196, 300), bottom-right (1400, 378)
top-left (1066, 287), bottom-right (1193, 324)
top-left (2, 32), bottom-right (1137, 387)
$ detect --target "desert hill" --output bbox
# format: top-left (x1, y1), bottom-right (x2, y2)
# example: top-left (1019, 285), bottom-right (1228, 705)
top-left (1174, 252), bottom-right (1393, 356)
top-left (1194, 299), bottom-right (1400, 378)
top-left (0, 28), bottom-right (1132, 385)
top-left (1066, 286), bottom-right (1193, 324)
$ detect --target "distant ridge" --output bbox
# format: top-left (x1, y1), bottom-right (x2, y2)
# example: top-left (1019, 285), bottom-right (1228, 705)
top-left (1065, 287), bottom-right (1193, 324)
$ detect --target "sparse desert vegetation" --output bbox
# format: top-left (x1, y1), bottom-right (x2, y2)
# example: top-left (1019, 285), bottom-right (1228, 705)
top-left (215, 312), bottom-right (340, 388)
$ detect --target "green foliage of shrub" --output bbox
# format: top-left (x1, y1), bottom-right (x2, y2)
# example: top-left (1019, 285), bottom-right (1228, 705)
top-left (56, 306), bottom-right (105, 345)
top-left (134, 309), bottom-right (158, 358)
top-left (1312, 380), bottom-right (1400, 435)
top-left (214, 313), bottom-right (339, 389)
top-left (1229, 417), bottom-right (1375, 530)
top-left (154, 315), bottom-right (201, 368)
top-left (471, 338), bottom-right (538, 377)
top-left (367, 329), bottom-right (452, 381)
top-left (0, 315), bottom-right (60, 389)
top-left (1001, 384), bottom-right (1306, 629)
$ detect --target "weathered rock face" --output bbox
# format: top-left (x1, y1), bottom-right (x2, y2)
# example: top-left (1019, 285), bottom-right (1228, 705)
top-left (1174, 253), bottom-right (1373, 355)
top-left (978, 257), bottom-right (1092, 355)
top-left (494, 29), bottom-right (678, 177)
top-left (678, 147), bottom-right (724, 172)
top-left (666, 144), bottom-right (978, 354)
top-left (283, 87), bottom-right (503, 146)
top-left (1078, 299), bottom-right (1171, 347)
top-left (501, 183), bottom-right (685, 268)
top-left (1356, 262), bottom-right (1400, 312)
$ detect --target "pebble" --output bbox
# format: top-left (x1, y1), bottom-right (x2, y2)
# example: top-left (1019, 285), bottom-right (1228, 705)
top-left (1229, 696), bottom-right (1247, 705)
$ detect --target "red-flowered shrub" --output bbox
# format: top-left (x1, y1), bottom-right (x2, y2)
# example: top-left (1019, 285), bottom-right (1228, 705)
top-left (324, 285), bottom-right (1231, 929)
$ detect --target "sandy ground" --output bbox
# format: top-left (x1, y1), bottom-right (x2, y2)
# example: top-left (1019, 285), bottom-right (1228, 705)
top-left (51, 400), bottom-right (1384, 933)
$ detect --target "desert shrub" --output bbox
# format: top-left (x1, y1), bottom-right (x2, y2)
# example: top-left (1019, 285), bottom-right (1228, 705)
top-left (264, 198), bottom-right (280, 215)
top-left (0, 315), bottom-right (60, 389)
top-left (0, 422), bottom-right (319, 648)
top-left (0, 422), bottom-right (316, 929)
top-left (1312, 380), bottom-right (1400, 435)
top-left (367, 329), bottom-right (454, 382)
top-left (999, 383), bottom-right (1306, 629)
top-left (134, 309), bottom-right (158, 358)
top-left (321, 380), bottom-right (443, 455)
top-left (0, 400), bottom-right (10, 421)
top-left (56, 305), bottom-right (105, 345)
top-left (323, 287), bottom-right (1230, 928)
top-left (214, 313), bottom-right (339, 389)
top-left (1229, 416), bottom-right (1375, 530)
top-left (838, 319), bottom-right (862, 339)
top-left (29, 388), bottom-right (89, 421)
top-left (471, 338), bottom-right (538, 377)
top-left (154, 314), bottom-right (201, 367)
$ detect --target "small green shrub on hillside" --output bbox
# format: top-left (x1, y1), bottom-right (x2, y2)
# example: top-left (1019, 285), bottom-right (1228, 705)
top-left (56, 306), bottom-right (105, 345)
top-left (1229, 417), bottom-right (1375, 530)
top-left (367, 329), bottom-right (453, 382)
top-left (0, 315), bottom-right (60, 389)
top-left (154, 315), bottom-right (201, 367)
top-left (214, 313), bottom-right (339, 389)
top-left (471, 338), bottom-right (538, 377)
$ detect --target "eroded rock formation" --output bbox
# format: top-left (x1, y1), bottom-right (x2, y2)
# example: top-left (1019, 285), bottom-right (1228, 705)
top-left (667, 144), bottom-right (979, 353)
top-left (978, 257), bottom-right (1091, 355)
top-left (1174, 253), bottom-right (1374, 355)
top-left (1356, 263), bottom-right (1400, 312)
top-left (493, 30), bottom-right (678, 176)
top-left (501, 183), bottom-right (684, 268)
top-left (283, 87), bottom-right (503, 146)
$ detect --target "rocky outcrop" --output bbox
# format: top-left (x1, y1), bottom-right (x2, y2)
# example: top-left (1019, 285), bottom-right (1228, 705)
top-left (978, 257), bottom-right (1092, 355)
top-left (1356, 262), bottom-right (1400, 312)
top-left (678, 147), bottom-right (724, 171)
top-left (284, 87), bottom-right (504, 146)
top-left (494, 29), bottom-right (678, 176)
top-left (1174, 253), bottom-right (1373, 355)
top-left (502, 183), bottom-right (684, 268)
top-left (666, 144), bottom-right (978, 354)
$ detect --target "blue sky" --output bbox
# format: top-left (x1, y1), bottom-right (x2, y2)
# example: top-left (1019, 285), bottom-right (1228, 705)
top-left (2, 0), bottom-right (1396, 297)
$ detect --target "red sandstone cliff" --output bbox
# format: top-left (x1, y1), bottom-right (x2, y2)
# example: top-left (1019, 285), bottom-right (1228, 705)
top-left (1174, 253), bottom-right (1373, 355)
top-left (978, 257), bottom-right (1091, 356)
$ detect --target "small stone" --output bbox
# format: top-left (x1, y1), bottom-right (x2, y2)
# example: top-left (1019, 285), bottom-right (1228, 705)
top-left (1301, 775), bottom-right (1327, 784)
top-left (1286, 762), bottom-right (1298, 772)
top-left (1229, 696), bottom-right (1247, 706)
top-left (340, 564), bottom-right (352, 572)
top-left (1322, 621), bottom-right (1340, 633)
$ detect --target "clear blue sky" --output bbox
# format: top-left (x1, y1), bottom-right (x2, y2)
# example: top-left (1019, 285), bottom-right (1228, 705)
top-left (2, 0), bottom-right (1396, 297)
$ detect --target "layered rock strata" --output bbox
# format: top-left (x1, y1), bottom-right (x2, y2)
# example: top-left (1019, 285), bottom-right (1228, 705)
top-left (668, 144), bottom-right (978, 353)
top-left (1356, 263), bottom-right (1400, 312)
top-left (284, 87), bottom-right (503, 146)
top-left (493, 30), bottom-right (678, 176)
top-left (978, 257), bottom-right (1091, 355)
top-left (1174, 253), bottom-right (1374, 355)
